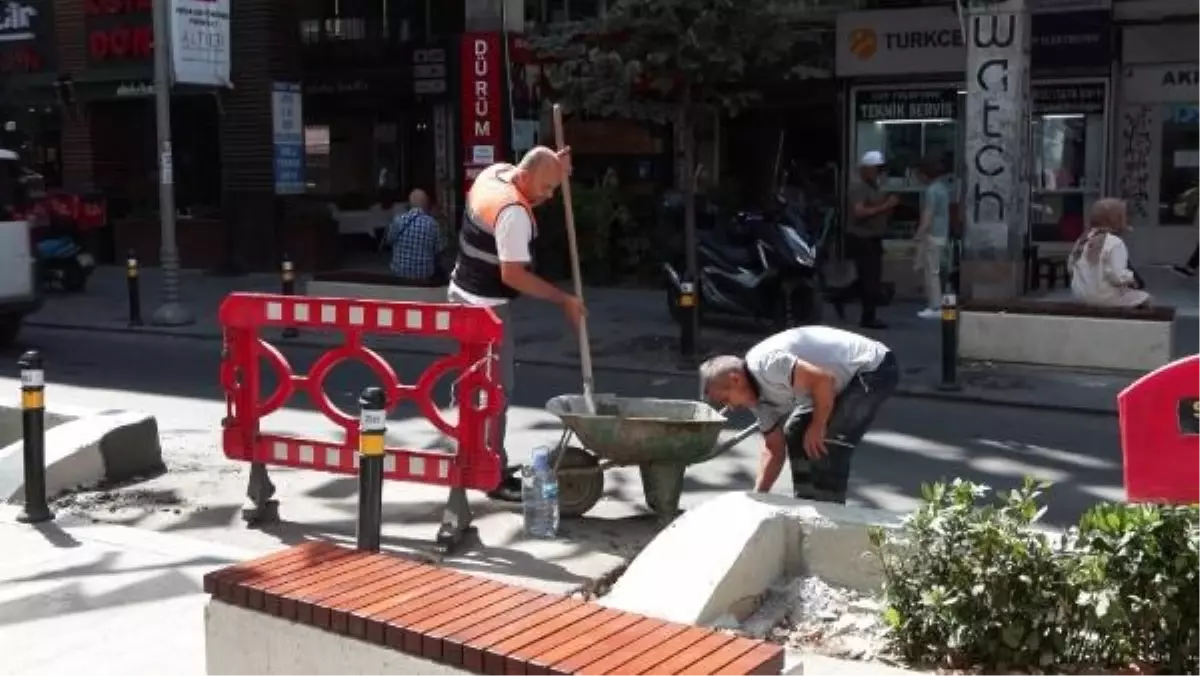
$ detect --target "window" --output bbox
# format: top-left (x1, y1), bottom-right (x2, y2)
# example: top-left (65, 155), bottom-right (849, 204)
top-left (1029, 82), bottom-right (1107, 243)
top-left (851, 87), bottom-right (963, 238)
top-left (1159, 103), bottom-right (1199, 225)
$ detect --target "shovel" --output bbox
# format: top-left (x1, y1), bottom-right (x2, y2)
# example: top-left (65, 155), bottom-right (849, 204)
top-left (552, 104), bottom-right (597, 415)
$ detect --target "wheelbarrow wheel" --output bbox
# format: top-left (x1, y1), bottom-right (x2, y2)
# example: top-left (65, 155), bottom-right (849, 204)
top-left (554, 446), bottom-right (603, 518)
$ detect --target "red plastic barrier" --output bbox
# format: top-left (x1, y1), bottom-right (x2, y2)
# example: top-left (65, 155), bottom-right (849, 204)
top-left (1117, 355), bottom-right (1199, 505)
top-left (218, 292), bottom-right (505, 491)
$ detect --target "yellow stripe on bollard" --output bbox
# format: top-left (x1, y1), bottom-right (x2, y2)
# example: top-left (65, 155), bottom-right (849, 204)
top-left (22, 389), bottom-right (44, 410)
top-left (360, 432), bottom-right (385, 457)
top-left (941, 308), bottom-right (957, 321)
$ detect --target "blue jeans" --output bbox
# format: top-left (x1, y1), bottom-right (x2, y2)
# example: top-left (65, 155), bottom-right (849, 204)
top-left (783, 352), bottom-right (899, 503)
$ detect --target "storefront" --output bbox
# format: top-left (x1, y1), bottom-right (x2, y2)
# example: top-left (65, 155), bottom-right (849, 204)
top-left (835, 3), bottom-right (1114, 251)
top-left (0, 0), bottom-right (62, 187)
top-left (1115, 23), bottom-right (1199, 264)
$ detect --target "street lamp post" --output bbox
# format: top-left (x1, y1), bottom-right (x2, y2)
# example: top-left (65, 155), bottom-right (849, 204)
top-left (150, 0), bottom-right (194, 327)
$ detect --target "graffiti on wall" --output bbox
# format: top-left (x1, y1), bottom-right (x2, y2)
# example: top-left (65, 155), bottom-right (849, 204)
top-left (966, 12), bottom-right (1020, 245)
top-left (1118, 105), bottom-right (1154, 221)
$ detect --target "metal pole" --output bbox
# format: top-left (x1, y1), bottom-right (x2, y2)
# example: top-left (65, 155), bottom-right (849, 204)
top-left (356, 387), bottom-right (386, 552)
top-left (17, 350), bottom-right (53, 524)
top-left (150, 0), bottom-right (194, 326)
top-left (280, 253), bottom-right (298, 339)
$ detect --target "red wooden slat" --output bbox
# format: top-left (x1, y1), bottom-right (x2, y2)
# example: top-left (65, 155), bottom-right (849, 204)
top-left (332, 564), bottom-right (449, 635)
top-left (638, 632), bottom-right (738, 675)
top-left (227, 544), bottom-right (349, 607)
top-left (293, 556), bottom-right (401, 625)
top-left (578, 622), bottom-right (692, 675)
top-left (347, 568), bottom-right (463, 639)
top-left (206, 541), bottom-right (334, 597)
top-left (242, 547), bottom-right (359, 610)
top-left (520, 609), bottom-right (640, 675)
top-left (314, 557), bottom-right (429, 630)
top-left (549, 617), bottom-right (671, 675)
top-left (483, 604), bottom-right (605, 674)
top-left (677, 637), bottom-right (762, 675)
top-left (262, 551), bottom-right (373, 616)
top-left (384, 579), bottom-right (509, 651)
top-left (711, 642), bottom-right (786, 675)
top-left (603, 626), bottom-right (714, 675)
top-left (427, 589), bottom-right (546, 665)
top-left (366, 575), bottom-right (490, 644)
top-left (443, 595), bottom-right (568, 671)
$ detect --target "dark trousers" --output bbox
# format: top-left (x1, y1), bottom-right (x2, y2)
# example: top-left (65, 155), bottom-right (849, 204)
top-left (783, 352), bottom-right (899, 503)
top-left (846, 234), bottom-right (884, 323)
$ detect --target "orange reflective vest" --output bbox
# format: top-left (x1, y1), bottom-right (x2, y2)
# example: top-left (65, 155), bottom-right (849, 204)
top-left (451, 164), bottom-right (538, 299)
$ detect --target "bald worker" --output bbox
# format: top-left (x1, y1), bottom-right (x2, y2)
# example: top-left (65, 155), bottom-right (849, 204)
top-left (450, 146), bottom-right (586, 501)
top-left (385, 188), bottom-right (445, 285)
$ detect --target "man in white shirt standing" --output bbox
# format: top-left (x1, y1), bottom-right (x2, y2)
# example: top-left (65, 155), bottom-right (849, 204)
top-left (699, 326), bottom-right (899, 503)
top-left (449, 146), bottom-right (586, 501)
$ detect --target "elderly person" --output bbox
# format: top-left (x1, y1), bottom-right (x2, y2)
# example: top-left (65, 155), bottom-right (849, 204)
top-left (699, 326), bottom-right (899, 503)
top-left (842, 151), bottom-right (900, 329)
top-left (449, 146), bottom-right (585, 502)
top-left (385, 188), bottom-right (444, 286)
top-left (1069, 198), bottom-right (1151, 308)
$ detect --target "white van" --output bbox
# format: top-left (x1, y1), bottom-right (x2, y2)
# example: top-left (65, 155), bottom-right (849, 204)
top-left (0, 148), bottom-right (42, 346)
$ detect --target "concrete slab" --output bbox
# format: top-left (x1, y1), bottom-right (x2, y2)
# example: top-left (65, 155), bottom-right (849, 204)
top-left (0, 505), bottom-right (254, 676)
top-left (0, 401), bottom-right (164, 503)
top-left (600, 493), bottom-right (904, 628)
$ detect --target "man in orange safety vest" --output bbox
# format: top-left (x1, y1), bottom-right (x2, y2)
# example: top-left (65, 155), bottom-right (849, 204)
top-left (448, 146), bottom-right (586, 501)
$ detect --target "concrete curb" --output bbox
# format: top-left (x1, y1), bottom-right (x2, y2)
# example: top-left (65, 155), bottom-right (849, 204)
top-left (24, 320), bottom-right (1118, 415)
top-left (0, 406), bottom-right (164, 502)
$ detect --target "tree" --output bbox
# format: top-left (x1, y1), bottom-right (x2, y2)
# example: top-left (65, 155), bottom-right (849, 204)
top-left (527, 0), bottom-right (826, 354)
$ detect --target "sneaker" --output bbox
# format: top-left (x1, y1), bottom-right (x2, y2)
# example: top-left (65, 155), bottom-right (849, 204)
top-left (917, 308), bottom-right (941, 320)
top-left (1172, 265), bottom-right (1197, 278)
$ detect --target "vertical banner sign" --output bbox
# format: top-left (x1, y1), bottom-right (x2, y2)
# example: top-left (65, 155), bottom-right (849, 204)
top-left (169, 0), bottom-right (231, 87)
top-left (964, 0), bottom-right (1031, 266)
top-left (272, 82), bottom-right (305, 195)
top-left (459, 32), bottom-right (504, 190)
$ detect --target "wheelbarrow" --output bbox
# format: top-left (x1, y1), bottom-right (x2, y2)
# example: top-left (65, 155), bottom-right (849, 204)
top-left (544, 394), bottom-right (760, 523)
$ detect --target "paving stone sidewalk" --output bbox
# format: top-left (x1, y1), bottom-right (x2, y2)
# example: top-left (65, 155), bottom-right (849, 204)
top-left (21, 266), bottom-right (1153, 414)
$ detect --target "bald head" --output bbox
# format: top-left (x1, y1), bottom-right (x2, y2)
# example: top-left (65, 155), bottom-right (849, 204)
top-left (408, 189), bottom-right (430, 210)
top-left (514, 146), bottom-right (567, 206)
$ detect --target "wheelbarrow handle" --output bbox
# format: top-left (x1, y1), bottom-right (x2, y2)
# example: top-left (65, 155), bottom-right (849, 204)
top-left (698, 422), bottom-right (761, 464)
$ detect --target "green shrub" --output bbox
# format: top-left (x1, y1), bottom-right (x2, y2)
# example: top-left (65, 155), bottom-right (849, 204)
top-left (869, 478), bottom-right (1199, 674)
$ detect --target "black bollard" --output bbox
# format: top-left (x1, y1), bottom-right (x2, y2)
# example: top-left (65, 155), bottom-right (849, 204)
top-left (127, 250), bottom-right (143, 327)
top-left (17, 351), bottom-right (53, 524)
top-left (678, 278), bottom-right (697, 358)
top-left (938, 243), bottom-right (961, 392)
top-left (356, 387), bottom-right (386, 552)
top-left (281, 253), bottom-right (298, 339)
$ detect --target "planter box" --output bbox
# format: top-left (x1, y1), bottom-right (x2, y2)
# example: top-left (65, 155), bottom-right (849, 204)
top-left (960, 300), bottom-right (1176, 372)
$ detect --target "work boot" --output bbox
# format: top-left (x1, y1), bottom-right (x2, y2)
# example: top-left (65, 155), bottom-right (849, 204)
top-left (486, 467), bottom-right (523, 502)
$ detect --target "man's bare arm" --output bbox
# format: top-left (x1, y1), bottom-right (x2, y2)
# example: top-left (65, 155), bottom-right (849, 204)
top-left (790, 359), bottom-right (837, 431)
top-left (499, 262), bottom-right (571, 305)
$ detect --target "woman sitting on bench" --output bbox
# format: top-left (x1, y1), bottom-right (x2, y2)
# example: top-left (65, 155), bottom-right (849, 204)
top-left (1069, 198), bottom-right (1152, 309)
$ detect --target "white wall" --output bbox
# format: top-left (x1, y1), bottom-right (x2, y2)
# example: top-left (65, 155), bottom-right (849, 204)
top-left (206, 600), bottom-right (468, 675)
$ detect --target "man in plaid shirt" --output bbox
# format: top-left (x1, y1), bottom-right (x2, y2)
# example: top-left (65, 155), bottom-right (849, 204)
top-left (385, 189), bottom-right (444, 285)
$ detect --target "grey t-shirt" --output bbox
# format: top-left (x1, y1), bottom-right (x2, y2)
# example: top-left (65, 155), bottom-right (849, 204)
top-left (847, 179), bottom-right (889, 238)
top-left (746, 326), bottom-right (890, 432)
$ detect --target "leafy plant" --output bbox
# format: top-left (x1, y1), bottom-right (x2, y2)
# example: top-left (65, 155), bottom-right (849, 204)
top-left (869, 478), bottom-right (1200, 674)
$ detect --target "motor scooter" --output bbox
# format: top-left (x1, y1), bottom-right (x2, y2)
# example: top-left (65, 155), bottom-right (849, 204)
top-left (661, 193), bottom-right (823, 331)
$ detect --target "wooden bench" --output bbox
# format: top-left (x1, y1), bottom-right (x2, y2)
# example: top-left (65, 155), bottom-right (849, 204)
top-left (203, 541), bottom-right (785, 675)
top-left (959, 299), bottom-right (1176, 372)
top-left (305, 270), bottom-right (448, 304)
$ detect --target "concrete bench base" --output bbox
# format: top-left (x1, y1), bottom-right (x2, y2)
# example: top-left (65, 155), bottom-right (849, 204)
top-left (203, 541), bottom-right (784, 675)
top-left (960, 311), bottom-right (1173, 372)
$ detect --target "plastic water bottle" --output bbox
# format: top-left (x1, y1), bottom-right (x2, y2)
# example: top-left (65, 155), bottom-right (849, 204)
top-left (522, 446), bottom-right (560, 538)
